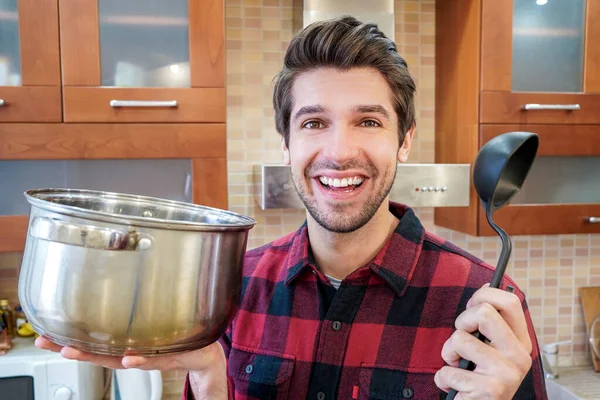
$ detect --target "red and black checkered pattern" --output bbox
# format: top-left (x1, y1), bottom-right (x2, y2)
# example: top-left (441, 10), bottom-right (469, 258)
top-left (183, 202), bottom-right (547, 400)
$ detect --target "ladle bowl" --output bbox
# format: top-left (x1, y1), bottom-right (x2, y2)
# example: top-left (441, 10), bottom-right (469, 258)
top-left (446, 131), bottom-right (539, 400)
top-left (473, 131), bottom-right (540, 214)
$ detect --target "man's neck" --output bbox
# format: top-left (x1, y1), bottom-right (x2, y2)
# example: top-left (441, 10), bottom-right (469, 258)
top-left (307, 201), bottom-right (399, 280)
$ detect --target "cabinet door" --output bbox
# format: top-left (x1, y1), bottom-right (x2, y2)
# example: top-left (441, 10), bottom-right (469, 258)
top-left (0, 0), bottom-right (61, 122)
top-left (58, 0), bottom-right (225, 123)
top-left (478, 125), bottom-right (600, 235)
top-left (480, 0), bottom-right (600, 124)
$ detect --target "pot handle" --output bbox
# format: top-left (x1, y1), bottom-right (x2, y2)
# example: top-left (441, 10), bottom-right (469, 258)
top-left (30, 217), bottom-right (153, 251)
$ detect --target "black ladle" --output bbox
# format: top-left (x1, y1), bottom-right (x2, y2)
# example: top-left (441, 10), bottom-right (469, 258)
top-left (445, 131), bottom-right (539, 400)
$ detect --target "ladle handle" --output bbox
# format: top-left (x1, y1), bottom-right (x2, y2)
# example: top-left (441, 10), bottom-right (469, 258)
top-left (446, 215), bottom-right (513, 400)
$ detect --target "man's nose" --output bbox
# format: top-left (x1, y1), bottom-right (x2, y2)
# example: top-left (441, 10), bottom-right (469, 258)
top-left (321, 126), bottom-right (360, 163)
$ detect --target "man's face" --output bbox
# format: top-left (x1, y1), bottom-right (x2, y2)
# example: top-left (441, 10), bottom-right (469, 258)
top-left (282, 67), bottom-right (413, 233)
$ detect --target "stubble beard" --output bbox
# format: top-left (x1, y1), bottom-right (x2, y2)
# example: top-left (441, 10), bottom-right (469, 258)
top-left (291, 160), bottom-right (396, 233)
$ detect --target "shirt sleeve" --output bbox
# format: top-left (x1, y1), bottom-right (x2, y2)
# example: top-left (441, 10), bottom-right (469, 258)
top-left (181, 324), bottom-right (235, 400)
top-left (512, 289), bottom-right (549, 400)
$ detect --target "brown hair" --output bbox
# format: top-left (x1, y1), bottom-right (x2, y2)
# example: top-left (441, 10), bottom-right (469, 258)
top-left (272, 15), bottom-right (416, 147)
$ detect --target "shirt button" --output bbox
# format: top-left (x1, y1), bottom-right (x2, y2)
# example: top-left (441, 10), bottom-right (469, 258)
top-left (402, 387), bottom-right (414, 398)
top-left (317, 392), bottom-right (326, 400)
top-left (332, 321), bottom-right (342, 331)
top-left (244, 364), bottom-right (253, 374)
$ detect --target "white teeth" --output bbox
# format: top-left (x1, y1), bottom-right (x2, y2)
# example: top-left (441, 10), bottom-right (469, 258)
top-left (319, 175), bottom-right (364, 187)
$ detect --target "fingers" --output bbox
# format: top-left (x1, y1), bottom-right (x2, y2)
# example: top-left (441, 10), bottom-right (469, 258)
top-left (122, 355), bottom-right (186, 371)
top-left (36, 336), bottom-right (127, 369)
top-left (455, 302), bottom-right (532, 376)
top-left (35, 336), bottom-right (225, 372)
top-left (35, 336), bottom-right (63, 352)
top-left (123, 342), bottom-right (224, 371)
top-left (441, 330), bottom-right (505, 371)
top-left (466, 286), bottom-right (532, 354)
top-left (60, 347), bottom-right (128, 369)
top-left (434, 366), bottom-right (510, 399)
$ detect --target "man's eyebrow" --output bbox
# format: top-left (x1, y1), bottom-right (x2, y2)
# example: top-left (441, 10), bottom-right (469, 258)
top-left (292, 105), bottom-right (326, 122)
top-left (352, 104), bottom-right (391, 120)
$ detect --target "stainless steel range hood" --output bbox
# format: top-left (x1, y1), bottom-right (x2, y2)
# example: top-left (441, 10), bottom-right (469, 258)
top-left (253, 164), bottom-right (471, 210)
top-left (292, 0), bottom-right (395, 39)
top-left (253, 0), bottom-right (471, 210)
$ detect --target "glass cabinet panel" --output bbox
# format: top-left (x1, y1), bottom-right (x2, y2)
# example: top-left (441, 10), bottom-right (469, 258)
top-left (98, 0), bottom-right (190, 87)
top-left (510, 156), bottom-right (600, 204)
top-left (0, 0), bottom-right (22, 86)
top-left (512, 0), bottom-right (586, 92)
top-left (0, 159), bottom-right (192, 215)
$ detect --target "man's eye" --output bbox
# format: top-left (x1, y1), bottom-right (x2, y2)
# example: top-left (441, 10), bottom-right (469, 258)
top-left (303, 120), bottom-right (324, 129)
top-left (360, 119), bottom-right (381, 127)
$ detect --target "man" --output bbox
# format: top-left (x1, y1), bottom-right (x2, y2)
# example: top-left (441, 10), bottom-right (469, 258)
top-left (37, 16), bottom-right (548, 399)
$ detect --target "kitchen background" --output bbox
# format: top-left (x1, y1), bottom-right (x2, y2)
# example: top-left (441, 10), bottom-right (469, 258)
top-left (1, 0), bottom-right (599, 398)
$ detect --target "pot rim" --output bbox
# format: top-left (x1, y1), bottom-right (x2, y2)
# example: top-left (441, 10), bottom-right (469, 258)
top-left (24, 188), bottom-right (257, 232)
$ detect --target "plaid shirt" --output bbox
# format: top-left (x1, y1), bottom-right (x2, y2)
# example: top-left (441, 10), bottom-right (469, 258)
top-left (183, 202), bottom-right (548, 399)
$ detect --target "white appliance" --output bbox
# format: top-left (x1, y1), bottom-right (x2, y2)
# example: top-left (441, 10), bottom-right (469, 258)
top-left (0, 337), bottom-right (105, 400)
top-left (110, 369), bottom-right (162, 400)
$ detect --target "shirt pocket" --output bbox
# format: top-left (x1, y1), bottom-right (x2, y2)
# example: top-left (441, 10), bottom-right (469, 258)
top-left (358, 363), bottom-right (443, 400)
top-left (228, 345), bottom-right (295, 400)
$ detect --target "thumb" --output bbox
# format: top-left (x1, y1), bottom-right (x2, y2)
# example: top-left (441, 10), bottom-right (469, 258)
top-left (122, 341), bottom-right (224, 371)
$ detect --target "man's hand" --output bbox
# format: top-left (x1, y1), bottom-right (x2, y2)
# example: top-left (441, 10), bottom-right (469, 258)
top-left (434, 284), bottom-right (533, 399)
top-left (35, 336), bottom-right (228, 398)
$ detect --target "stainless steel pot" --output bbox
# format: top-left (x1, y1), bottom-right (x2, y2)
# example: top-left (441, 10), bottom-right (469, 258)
top-left (18, 189), bottom-right (256, 356)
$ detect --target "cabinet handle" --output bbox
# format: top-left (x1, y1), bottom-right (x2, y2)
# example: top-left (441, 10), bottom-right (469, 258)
top-left (0, 99), bottom-right (5, 107)
top-left (109, 100), bottom-right (178, 108)
top-left (184, 172), bottom-right (192, 198)
top-left (522, 104), bottom-right (580, 111)
top-left (589, 217), bottom-right (600, 223)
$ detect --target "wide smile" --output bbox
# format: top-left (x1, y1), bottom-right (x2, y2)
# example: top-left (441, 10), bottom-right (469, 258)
top-left (312, 174), bottom-right (368, 200)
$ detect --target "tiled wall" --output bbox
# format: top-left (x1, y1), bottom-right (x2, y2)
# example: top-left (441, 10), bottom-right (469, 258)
top-left (1, 1), bottom-right (599, 398)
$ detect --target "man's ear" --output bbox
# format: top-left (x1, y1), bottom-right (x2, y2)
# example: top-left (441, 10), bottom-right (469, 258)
top-left (397, 124), bottom-right (415, 163)
top-left (281, 136), bottom-right (290, 165)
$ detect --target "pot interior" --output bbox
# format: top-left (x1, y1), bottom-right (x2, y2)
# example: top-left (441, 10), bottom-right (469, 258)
top-left (24, 188), bottom-right (256, 230)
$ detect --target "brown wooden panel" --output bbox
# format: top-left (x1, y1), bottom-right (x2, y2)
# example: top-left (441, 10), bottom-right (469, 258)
top-left (478, 204), bottom-right (600, 236)
top-left (0, 123), bottom-right (226, 159)
top-left (480, 0), bottom-right (512, 91)
top-left (0, 216), bottom-right (28, 253)
top-left (63, 87), bottom-right (226, 122)
top-left (18, 0), bottom-right (60, 86)
top-left (192, 158), bottom-right (227, 209)
top-left (0, 87), bottom-right (62, 122)
top-left (481, 91), bottom-right (600, 124)
top-left (433, 0), bottom-right (481, 236)
top-left (481, 124), bottom-right (600, 156)
top-left (190, 0), bottom-right (225, 87)
top-left (584, 0), bottom-right (600, 92)
top-left (59, 0), bottom-right (100, 86)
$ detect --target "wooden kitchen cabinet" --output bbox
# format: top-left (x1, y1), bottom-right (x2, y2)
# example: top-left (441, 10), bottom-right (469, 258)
top-left (0, 123), bottom-right (228, 252)
top-left (435, 0), bottom-right (600, 236)
top-left (0, 0), bottom-right (62, 122)
top-left (58, 0), bottom-right (225, 123)
top-left (0, 0), bottom-right (228, 252)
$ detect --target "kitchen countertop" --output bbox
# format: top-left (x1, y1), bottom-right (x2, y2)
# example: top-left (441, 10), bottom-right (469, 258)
top-left (551, 366), bottom-right (600, 399)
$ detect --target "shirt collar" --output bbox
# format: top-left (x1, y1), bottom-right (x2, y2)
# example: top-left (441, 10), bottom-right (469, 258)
top-left (284, 201), bottom-right (425, 297)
